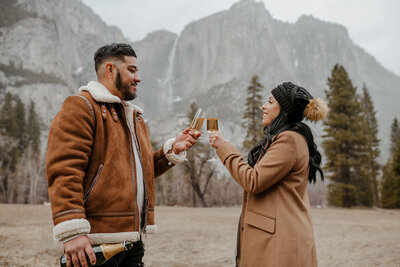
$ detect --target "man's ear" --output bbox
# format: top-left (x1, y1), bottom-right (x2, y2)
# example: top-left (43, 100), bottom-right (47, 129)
top-left (104, 62), bottom-right (115, 79)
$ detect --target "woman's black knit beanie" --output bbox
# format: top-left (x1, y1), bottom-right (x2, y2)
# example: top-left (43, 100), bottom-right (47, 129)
top-left (271, 82), bottom-right (313, 122)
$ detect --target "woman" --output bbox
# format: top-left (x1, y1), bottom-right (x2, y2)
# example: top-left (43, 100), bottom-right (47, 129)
top-left (209, 82), bottom-right (328, 267)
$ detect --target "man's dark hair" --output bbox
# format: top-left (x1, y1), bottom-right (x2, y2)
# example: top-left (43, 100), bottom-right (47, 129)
top-left (94, 43), bottom-right (137, 72)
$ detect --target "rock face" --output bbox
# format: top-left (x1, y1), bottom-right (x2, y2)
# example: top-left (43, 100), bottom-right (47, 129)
top-left (0, 0), bottom-right (127, 146)
top-left (1, 0), bottom-right (399, 159)
top-left (138, 0), bottom-right (400, 159)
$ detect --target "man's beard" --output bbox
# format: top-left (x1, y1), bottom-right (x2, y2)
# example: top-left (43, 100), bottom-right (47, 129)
top-left (116, 70), bottom-right (137, 101)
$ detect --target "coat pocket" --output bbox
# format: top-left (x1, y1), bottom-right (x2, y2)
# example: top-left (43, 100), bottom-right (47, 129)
top-left (245, 209), bottom-right (276, 234)
top-left (84, 164), bottom-right (103, 202)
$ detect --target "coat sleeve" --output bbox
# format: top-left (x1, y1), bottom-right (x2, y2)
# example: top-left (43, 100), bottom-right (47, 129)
top-left (152, 147), bottom-right (173, 178)
top-left (46, 96), bottom-right (95, 241)
top-left (152, 138), bottom-right (187, 178)
top-left (216, 132), bottom-right (298, 194)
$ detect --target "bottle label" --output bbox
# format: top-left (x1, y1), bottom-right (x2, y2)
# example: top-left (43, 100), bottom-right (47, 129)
top-left (100, 243), bottom-right (125, 260)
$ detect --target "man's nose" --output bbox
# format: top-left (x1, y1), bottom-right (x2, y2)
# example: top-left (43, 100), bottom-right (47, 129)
top-left (135, 73), bottom-right (141, 83)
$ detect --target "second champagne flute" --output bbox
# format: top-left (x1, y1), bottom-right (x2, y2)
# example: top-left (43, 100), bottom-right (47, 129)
top-left (207, 108), bottom-right (218, 162)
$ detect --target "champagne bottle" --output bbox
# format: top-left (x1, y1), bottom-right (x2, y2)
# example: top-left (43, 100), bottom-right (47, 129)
top-left (60, 240), bottom-right (134, 267)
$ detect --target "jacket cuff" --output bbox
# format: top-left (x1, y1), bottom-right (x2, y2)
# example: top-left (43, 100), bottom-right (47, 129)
top-left (163, 138), bottom-right (186, 165)
top-left (53, 218), bottom-right (91, 243)
top-left (87, 232), bottom-right (141, 245)
top-left (61, 234), bottom-right (86, 243)
top-left (145, 224), bottom-right (158, 234)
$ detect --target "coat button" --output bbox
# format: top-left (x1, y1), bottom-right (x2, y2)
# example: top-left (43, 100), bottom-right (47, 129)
top-left (168, 162), bottom-right (172, 166)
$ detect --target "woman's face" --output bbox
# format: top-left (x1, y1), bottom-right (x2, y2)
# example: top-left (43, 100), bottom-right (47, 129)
top-left (262, 94), bottom-right (281, 126)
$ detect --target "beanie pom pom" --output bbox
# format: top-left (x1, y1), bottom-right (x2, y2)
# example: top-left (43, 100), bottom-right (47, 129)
top-left (304, 98), bottom-right (328, 122)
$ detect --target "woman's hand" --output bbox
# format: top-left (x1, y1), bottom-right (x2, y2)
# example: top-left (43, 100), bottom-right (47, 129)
top-left (208, 131), bottom-right (226, 149)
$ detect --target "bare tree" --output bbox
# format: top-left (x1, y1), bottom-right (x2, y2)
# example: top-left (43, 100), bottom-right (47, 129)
top-left (12, 145), bottom-right (46, 204)
top-left (183, 145), bottom-right (216, 207)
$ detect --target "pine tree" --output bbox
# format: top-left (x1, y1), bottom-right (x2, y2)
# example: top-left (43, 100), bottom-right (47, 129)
top-left (360, 84), bottom-right (381, 206)
top-left (0, 94), bottom-right (43, 203)
top-left (26, 101), bottom-right (41, 152)
top-left (0, 93), bottom-right (19, 202)
top-left (390, 118), bottom-right (399, 154)
top-left (0, 93), bottom-right (16, 136)
top-left (392, 139), bottom-right (400, 208)
top-left (13, 97), bottom-right (27, 156)
top-left (381, 118), bottom-right (400, 209)
top-left (381, 117), bottom-right (400, 208)
top-left (381, 163), bottom-right (398, 208)
top-left (322, 64), bottom-right (371, 207)
top-left (242, 75), bottom-right (264, 153)
top-left (0, 93), bottom-right (18, 170)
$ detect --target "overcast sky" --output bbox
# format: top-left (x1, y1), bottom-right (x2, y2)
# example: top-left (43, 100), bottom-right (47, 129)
top-left (81, 0), bottom-right (400, 76)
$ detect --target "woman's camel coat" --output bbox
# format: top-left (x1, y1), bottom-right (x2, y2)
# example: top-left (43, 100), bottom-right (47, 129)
top-left (216, 131), bottom-right (317, 267)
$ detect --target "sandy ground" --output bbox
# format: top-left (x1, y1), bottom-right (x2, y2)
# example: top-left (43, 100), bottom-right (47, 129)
top-left (0, 205), bottom-right (399, 267)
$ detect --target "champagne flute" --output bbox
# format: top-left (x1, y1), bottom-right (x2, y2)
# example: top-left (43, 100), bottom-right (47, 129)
top-left (207, 107), bottom-right (218, 162)
top-left (189, 108), bottom-right (206, 134)
top-left (185, 108), bottom-right (206, 162)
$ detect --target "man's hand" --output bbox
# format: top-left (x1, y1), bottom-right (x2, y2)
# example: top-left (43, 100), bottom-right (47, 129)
top-left (63, 235), bottom-right (96, 267)
top-left (172, 127), bottom-right (201, 154)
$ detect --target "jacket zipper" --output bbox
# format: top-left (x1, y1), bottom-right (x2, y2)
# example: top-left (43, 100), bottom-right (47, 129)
top-left (133, 112), bottom-right (148, 233)
top-left (84, 164), bottom-right (103, 202)
top-left (120, 104), bottom-right (140, 231)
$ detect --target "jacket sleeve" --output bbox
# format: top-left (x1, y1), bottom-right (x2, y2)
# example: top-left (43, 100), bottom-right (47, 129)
top-left (46, 95), bottom-right (95, 242)
top-left (152, 146), bottom-right (173, 178)
top-left (216, 132), bottom-right (297, 194)
top-left (152, 138), bottom-right (187, 178)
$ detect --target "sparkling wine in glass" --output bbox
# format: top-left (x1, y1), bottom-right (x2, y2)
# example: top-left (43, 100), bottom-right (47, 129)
top-left (207, 108), bottom-right (218, 162)
top-left (207, 118), bottom-right (218, 132)
top-left (189, 108), bottom-right (206, 134)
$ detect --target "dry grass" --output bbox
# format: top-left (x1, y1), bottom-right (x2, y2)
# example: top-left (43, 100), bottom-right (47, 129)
top-left (0, 204), bottom-right (399, 266)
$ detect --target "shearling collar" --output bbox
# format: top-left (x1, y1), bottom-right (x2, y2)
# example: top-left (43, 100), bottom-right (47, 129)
top-left (79, 81), bottom-right (143, 114)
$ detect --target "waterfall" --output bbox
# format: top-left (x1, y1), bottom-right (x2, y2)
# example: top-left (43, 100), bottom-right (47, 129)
top-left (163, 37), bottom-right (178, 110)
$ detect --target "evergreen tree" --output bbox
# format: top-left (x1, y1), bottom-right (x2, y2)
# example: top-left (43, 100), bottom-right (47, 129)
top-left (26, 101), bottom-right (41, 152)
top-left (0, 93), bottom-right (16, 136)
top-left (0, 93), bottom-right (18, 171)
top-left (13, 97), bottom-right (27, 156)
top-left (390, 118), bottom-right (399, 154)
top-left (0, 94), bottom-right (43, 203)
top-left (390, 117), bottom-right (400, 208)
top-left (322, 64), bottom-right (371, 207)
top-left (0, 93), bottom-right (18, 202)
top-left (242, 75), bottom-right (264, 153)
top-left (360, 84), bottom-right (381, 206)
top-left (381, 117), bottom-right (400, 208)
top-left (381, 163), bottom-right (398, 208)
top-left (392, 138), bottom-right (400, 208)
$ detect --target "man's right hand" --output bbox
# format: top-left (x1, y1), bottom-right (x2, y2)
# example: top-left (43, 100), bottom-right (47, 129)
top-left (63, 235), bottom-right (96, 267)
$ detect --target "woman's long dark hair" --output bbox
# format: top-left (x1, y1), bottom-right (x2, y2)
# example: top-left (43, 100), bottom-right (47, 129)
top-left (247, 111), bottom-right (324, 183)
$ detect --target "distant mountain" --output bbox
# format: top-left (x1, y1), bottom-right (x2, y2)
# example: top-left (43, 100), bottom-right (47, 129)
top-left (1, 0), bottom-right (398, 160)
top-left (135, 0), bottom-right (400, 160)
top-left (0, 0), bottom-right (128, 147)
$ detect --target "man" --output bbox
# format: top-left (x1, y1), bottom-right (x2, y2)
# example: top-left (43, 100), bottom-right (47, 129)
top-left (46, 43), bottom-right (200, 267)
